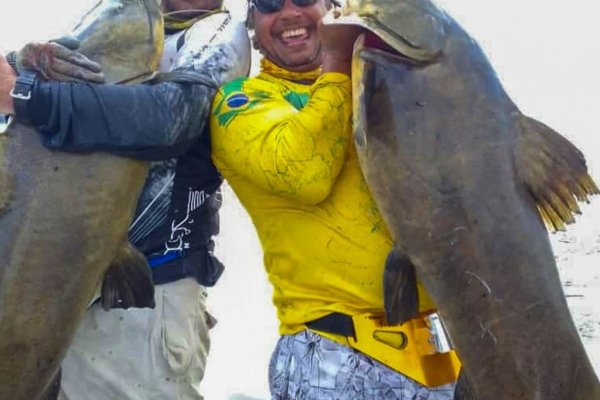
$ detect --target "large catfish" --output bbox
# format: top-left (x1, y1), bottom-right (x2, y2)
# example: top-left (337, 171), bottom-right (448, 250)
top-left (329, 0), bottom-right (600, 399)
top-left (0, 1), bottom-right (163, 399)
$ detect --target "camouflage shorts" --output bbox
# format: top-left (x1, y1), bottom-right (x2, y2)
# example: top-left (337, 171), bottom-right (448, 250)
top-left (269, 330), bottom-right (456, 400)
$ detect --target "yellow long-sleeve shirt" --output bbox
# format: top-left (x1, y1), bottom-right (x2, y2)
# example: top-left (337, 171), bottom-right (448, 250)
top-left (210, 59), bottom-right (434, 335)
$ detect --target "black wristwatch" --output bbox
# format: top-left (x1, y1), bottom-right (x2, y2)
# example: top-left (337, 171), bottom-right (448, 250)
top-left (10, 69), bottom-right (37, 125)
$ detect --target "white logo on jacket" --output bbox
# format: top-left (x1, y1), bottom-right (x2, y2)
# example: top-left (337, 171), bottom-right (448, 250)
top-left (164, 188), bottom-right (209, 254)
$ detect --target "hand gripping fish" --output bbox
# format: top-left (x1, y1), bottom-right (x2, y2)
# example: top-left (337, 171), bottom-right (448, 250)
top-left (0, 1), bottom-right (163, 399)
top-left (328, 0), bottom-right (600, 399)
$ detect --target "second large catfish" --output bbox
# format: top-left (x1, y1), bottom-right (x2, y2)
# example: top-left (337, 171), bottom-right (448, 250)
top-left (338, 0), bottom-right (600, 398)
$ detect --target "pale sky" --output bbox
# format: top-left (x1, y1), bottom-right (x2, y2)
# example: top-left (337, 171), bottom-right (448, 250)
top-left (1, 1), bottom-right (599, 399)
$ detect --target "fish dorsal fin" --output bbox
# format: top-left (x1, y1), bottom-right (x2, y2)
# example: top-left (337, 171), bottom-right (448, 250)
top-left (516, 115), bottom-right (599, 231)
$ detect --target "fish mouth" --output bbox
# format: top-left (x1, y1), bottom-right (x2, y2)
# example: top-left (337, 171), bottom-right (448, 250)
top-left (323, 7), bottom-right (442, 63)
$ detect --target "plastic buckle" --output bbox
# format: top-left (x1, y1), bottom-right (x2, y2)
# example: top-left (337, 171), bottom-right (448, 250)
top-left (9, 87), bottom-right (32, 101)
top-left (10, 69), bottom-right (36, 101)
top-left (426, 312), bottom-right (454, 354)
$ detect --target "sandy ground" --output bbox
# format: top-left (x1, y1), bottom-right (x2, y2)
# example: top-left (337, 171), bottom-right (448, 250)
top-left (553, 201), bottom-right (600, 371)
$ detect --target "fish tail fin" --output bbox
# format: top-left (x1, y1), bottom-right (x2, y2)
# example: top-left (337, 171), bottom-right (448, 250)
top-left (384, 247), bottom-right (420, 325)
top-left (516, 115), bottom-right (599, 231)
top-left (101, 242), bottom-right (155, 311)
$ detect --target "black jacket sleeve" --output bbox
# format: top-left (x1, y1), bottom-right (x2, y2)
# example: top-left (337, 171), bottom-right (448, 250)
top-left (22, 79), bottom-right (214, 161)
top-left (16, 12), bottom-right (251, 162)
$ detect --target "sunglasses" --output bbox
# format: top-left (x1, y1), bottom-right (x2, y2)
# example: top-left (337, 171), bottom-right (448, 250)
top-left (250, 0), bottom-right (319, 14)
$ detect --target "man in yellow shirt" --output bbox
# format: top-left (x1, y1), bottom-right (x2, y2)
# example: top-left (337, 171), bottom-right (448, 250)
top-left (211, 0), bottom-right (460, 397)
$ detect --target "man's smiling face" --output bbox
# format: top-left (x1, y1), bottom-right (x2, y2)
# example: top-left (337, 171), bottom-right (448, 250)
top-left (252, 0), bottom-right (328, 72)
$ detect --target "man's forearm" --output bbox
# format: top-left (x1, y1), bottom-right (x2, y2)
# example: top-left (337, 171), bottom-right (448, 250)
top-left (25, 79), bottom-right (215, 161)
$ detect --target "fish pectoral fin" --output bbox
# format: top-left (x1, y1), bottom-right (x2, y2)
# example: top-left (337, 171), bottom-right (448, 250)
top-left (101, 242), bottom-right (155, 311)
top-left (383, 247), bottom-right (419, 325)
top-left (516, 114), bottom-right (599, 231)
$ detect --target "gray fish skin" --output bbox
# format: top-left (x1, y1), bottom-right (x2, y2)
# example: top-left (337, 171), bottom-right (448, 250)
top-left (72, 0), bottom-right (164, 84)
top-left (348, 1), bottom-right (600, 399)
top-left (0, 0), bottom-right (162, 398)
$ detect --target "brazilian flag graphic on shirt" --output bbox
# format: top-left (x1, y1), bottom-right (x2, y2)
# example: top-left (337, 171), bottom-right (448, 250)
top-left (213, 77), bottom-right (312, 127)
top-left (213, 78), bottom-right (270, 127)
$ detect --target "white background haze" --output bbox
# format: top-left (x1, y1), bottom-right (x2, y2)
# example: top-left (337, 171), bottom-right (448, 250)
top-left (1, 0), bottom-right (599, 399)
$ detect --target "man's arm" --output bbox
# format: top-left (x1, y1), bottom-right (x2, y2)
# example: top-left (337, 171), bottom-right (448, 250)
top-left (5, 15), bottom-right (250, 161)
top-left (211, 72), bottom-right (353, 205)
top-left (25, 79), bottom-right (214, 161)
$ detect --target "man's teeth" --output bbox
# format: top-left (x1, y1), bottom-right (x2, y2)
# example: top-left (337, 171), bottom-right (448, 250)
top-left (282, 28), bottom-right (307, 38)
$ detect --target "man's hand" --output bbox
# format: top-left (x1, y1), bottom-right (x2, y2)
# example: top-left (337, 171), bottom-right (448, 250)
top-left (16, 37), bottom-right (105, 83)
top-left (319, 23), bottom-right (365, 76)
top-left (0, 54), bottom-right (17, 114)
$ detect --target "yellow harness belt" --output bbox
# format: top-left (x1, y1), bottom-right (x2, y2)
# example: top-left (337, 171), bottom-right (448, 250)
top-left (308, 312), bottom-right (461, 387)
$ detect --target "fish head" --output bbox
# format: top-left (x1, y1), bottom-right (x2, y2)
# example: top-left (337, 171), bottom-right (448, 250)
top-left (70, 0), bottom-right (164, 83)
top-left (326, 0), bottom-right (447, 62)
top-left (341, 0), bottom-right (482, 243)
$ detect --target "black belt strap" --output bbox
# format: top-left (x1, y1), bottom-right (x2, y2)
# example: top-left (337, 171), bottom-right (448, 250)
top-left (306, 312), bottom-right (356, 338)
